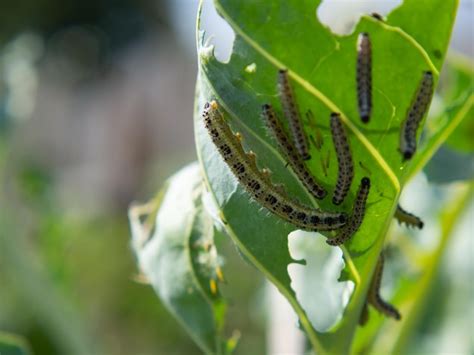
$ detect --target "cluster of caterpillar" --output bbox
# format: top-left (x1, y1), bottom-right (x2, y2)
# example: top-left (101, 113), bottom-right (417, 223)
top-left (203, 101), bottom-right (347, 231)
top-left (275, 72), bottom-right (355, 206)
top-left (261, 103), bottom-right (327, 199)
top-left (356, 32), bottom-right (434, 161)
top-left (204, 70), bottom-right (368, 245)
top-left (359, 252), bottom-right (401, 326)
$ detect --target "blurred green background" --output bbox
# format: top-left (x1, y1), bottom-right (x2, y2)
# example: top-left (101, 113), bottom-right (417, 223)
top-left (0, 0), bottom-right (472, 354)
top-left (0, 1), bottom-right (265, 354)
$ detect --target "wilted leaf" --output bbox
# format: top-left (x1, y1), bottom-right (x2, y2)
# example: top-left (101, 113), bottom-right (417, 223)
top-left (129, 163), bottom-right (231, 355)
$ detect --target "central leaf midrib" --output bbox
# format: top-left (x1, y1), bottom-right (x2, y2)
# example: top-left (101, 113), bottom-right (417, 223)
top-left (214, 2), bottom-right (401, 194)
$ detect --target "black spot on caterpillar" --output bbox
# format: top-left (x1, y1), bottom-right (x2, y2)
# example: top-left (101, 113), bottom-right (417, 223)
top-left (326, 177), bottom-right (370, 246)
top-left (261, 103), bottom-right (327, 199)
top-left (368, 253), bottom-right (401, 320)
top-left (395, 204), bottom-right (424, 229)
top-left (277, 69), bottom-right (311, 160)
top-left (203, 101), bottom-right (347, 231)
top-left (400, 71), bottom-right (434, 161)
top-left (330, 113), bottom-right (354, 205)
top-left (357, 33), bottom-right (372, 123)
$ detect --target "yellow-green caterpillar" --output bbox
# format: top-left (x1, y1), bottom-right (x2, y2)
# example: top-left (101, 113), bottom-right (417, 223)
top-left (326, 177), bottom-right (370, 246)
top-left (203, 101), bottom-right (347, 231)
top-left (400, 71), bottom-right (434, 161)
top-left (277, 69), bottom-right (311, 160)
top-left (261, 103), bottom-right (326, 199)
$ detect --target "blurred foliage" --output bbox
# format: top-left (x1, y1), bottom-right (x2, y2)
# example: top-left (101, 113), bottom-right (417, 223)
top-left (0, 332), bottom-right (31, 355)
top-left (0, 0), bottom-right (165, 50)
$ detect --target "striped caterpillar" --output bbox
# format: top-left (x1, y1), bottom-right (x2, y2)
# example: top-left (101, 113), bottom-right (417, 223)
top-left (400, 71), bottom-right (434, 161)
top-left (277, 69), bottom-right (311, 160)
top-left (395, 204), bottom-right (424, 229)
top-left (367, 253), bottom-right (401, 320)
top-left (202, 100), bottom-right (347, 231)
top-left (330, 113), bottom-right (354, 205)
top-left (261, 104), bottom-right (327, 199)
top-left (356, 33), bottom-right (372, 123)
top-left (326, 177), bottom-right (370, 246)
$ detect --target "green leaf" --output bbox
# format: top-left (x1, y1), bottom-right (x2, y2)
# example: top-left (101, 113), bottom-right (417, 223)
top-left (0, 332), bottom-right (31, 355)
top-left (194, 0), bottom-right (458, 353)
top-left (129, 163), bottom-right (231, 355)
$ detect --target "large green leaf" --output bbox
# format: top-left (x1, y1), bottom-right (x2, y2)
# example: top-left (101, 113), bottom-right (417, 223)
top-left (194, 0), bottom-right (458, 353)
top-left (129, 163), bottom-right (232, 355)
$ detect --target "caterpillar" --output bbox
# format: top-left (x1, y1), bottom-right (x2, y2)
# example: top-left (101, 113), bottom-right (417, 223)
top-left (203, 101), bottom-right (347, 231)
top-left (394, 204), bottom-right (424, 229)
top-left (357, 33), bottom-right (372, 123)
top-left (261, 104), bottom-right (327, 199)
top-left (330, 113), bottom-right (354, 205)
top-left (367, 253), bottom-right (401, 320)
top-left (326, 177), bottom-right (370, 246)
top-left (277, 69), bottom-right (311, 160)
top-left (400, 71), bottom-right (434, 161)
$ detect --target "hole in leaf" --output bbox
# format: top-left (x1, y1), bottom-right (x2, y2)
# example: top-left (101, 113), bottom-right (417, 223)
top-left (201, 0), bottom-right (236, 63)
top-left (316, 0), bottom-right (402, 35)
top-left (287, 230), bottom-right (354, 332)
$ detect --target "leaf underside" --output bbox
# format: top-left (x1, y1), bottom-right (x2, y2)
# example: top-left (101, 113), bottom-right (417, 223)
top-left (130, 163), bottom-right (228, 354)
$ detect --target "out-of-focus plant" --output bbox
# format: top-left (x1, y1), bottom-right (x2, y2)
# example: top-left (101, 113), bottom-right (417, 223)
top-left (130, 1), bottom-right (472, 354)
